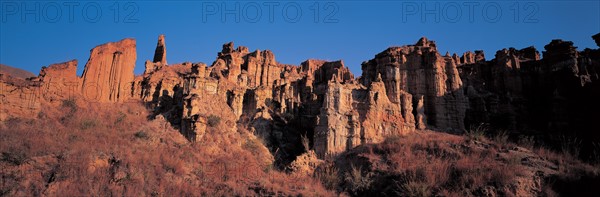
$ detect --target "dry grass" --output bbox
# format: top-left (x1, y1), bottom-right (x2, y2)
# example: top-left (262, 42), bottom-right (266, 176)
top-left (322, 130), bottom-right (597, 196)
top-left (0, 100), bottom-right (333, 196)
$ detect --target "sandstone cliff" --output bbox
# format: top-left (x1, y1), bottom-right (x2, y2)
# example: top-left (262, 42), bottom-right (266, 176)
top-left (81, 38), bottom-right (136, 103)
top-left (1, 34), bottom-right (599, 162)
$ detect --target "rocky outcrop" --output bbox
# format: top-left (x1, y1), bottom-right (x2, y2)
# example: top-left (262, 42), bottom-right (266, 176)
top-left (593, 33), bottom-right (600, 47)
top-left (458, 39), bottom-right (600, 140)
top-left (153, 34), bottom-right (167, 65)
top-left (361, 37), bottom-right (468, 132)
top-left (38, 60), bottom-right (80, 103)
top-left (80, 38), bottom-right (136, 103)
top-left (2, 34), bottom-right (599, 161)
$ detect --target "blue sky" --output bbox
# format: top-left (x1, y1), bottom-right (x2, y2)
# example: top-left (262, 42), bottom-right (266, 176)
top-left (1, 0), bottom-right (599, 76)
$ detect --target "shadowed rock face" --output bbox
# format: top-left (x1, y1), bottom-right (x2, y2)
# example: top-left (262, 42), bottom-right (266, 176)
top-left (153, 34), bottom-right (167, 65)
top-left (1, 34), bottom-right (599, 161)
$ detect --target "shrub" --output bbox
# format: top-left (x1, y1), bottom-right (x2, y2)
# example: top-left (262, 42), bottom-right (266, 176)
top-left (1, 149), bottom-right (28, 165)
top-left (242, 138), bottom-right (262, 154)
top-left (301, 134), bottom-right (310, 152)
top-left (396, 180), bottom-right (432, 197)
top-left (492, 130), bottom-right (509, 145)
top-left (466, 124), bottom-right (487, 141)
top-left (115, 112), bottom-right (127, 125)
top-left (80, 119), bottom-right (98, 130)
top-left (3, 117), bottom-right (21, 129)
top-left (490, 166), bottom-right (516, 187)
top-left (344, 164), bottom-right (372, 195)
top-left (316, 164), bottom-right (340, 191)
top-left (61, 98), bottom-right (78, 113)
top-left (207, 115), bottom-right (221, 127)
top-left (517, 135), bottom-right (536, 149)
top-left (559, 135), bottom-right (581, 159)
top-left (134, 131), bottom-right (149, 140)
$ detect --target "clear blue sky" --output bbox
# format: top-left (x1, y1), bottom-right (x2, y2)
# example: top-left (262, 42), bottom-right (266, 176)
top-left (1, 0), bottom-right (599, 76)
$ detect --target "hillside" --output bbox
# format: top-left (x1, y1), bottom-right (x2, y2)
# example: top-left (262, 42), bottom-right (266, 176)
top-left (1, 33), bottom-right (600, 196)
top-left (0, 64), bottom-right (36, 79)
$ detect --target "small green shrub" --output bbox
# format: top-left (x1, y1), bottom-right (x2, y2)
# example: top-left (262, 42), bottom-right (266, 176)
top-left (80, 119), bottom-right (98, 130)
top-left (207, 115), bottom-right (221, 127)
top-left (61, 99), bottom-right (78, 113)
top-left (134, 131), bottom-right (149, 140)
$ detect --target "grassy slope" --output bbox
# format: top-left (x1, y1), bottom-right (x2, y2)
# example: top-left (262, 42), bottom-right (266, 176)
top-left (1, 100), bottom-right (598, 196)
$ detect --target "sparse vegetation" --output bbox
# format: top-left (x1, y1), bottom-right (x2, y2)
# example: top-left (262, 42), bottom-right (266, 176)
top-left (134, 131), bottom-right (149, 140)
top-left (315, 164), bottom-right (340, 191)
top-left (491, 130), bottom-right (510, 145)
top-left (206, 115), bottom-right (221, 127)
top-left (301, 134), bottom-right (310, 152)
top-left (560, 135), bottom-right (582, 159)
top-left (1, 100), bottom-right (597, 196)
top-left (79, 119), bottom-right (98, 130)
top-left (1, 148), bottom-right (28, 165)
top-left (344, 164), bottom-right (373, 195)
top-left (518, 135), bottom-right (536, 149)
top-left (318, 130), bottom-right (598, 196)
top-left (0, 102), bottom-right (332, 196)
top-left (466, 123), bottom-right (487, 141)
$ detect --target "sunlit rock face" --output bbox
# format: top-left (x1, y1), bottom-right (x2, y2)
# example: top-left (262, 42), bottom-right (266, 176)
top-left (2, 34), bottom-right (599, 160)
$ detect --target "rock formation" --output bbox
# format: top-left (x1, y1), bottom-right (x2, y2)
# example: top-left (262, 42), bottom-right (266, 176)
top-left (80, 38), bottom-right (136, 103)
top-left (1, 34), bottom-right (599, 161)
top-left (361, 37), bottom-right (468, 132)
top-left (153, 34), bottom-right (167, 65)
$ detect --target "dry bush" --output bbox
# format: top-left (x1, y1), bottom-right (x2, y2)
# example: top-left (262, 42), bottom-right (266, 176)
top-left (466, 123), bottom-right (487, 141)
top-left (315, 163), bottom-right (340, 191)
top-left (517, 135), bottom-right (536, 150)
top-left (206, 115), bottom-right (221, 127)
top-left (344, 164), bottom-right (373, 195)
top-left (559, 135), bottom-right (582, 159)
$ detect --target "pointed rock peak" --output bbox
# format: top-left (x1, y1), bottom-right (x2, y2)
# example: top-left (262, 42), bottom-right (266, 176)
top-left (153, 34), bottom-right (167, 65)
top-left (376, 73), bottom-right (383, 82)
top-left (416, 37), bottom-right (428, 46)
top-left (415, 37), bottom-right (436, 49)
top-left (222, 42), bottom-right (234, 54)
top-left (236, 46), bottom-right (249, 53)
top-left (592, 33), bottom-right (600, 47)
top-left (444, 52), bottom-right (450, 57)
